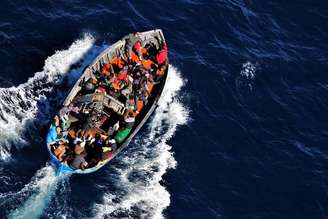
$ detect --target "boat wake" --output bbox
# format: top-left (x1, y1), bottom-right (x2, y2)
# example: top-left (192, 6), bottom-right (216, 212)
top-left (6, 165), bottom-right (68, 219)
top-left (0, 34), bottom-right (98, 161)
top-left (93, 65), bottom-right (189, 219)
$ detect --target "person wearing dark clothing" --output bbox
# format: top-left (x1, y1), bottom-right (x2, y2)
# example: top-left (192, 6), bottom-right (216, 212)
top-left (71, 152), bottom-right (88, 170)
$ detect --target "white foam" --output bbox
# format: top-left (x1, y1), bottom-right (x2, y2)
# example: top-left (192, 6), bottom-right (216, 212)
top-left (240, 61), bottom-right (256, 79)
top-left (93, 65), bottom-right (189, 219)
top-left (0, 34), bottom-right (96, 161)
top-left (7, 165), bottom-right (70, 219)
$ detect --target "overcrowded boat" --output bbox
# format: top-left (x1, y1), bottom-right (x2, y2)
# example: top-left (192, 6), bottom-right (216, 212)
top-left (46, 29), bottom-right (168, 174)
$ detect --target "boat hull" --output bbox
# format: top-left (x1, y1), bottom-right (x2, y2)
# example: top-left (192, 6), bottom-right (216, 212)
top-left (46, 29), bottom-right (168, 174)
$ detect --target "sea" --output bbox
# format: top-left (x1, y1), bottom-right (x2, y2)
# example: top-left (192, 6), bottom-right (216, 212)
top-left (0, 0), bottom-right (327, 219)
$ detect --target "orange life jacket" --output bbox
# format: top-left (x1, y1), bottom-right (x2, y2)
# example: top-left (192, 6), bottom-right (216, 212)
top-left (111, 57), bottom-right (124, 69)
top-left (112, 78), bottom-right (120, 90)
top-left (102, 63), bottom-right (112, 77)
top-left (146, 82), bottom-right (154, 93)
top-left (130, 51), bottom-right (140, 63)
top-left (117, 71), bottom-right (128, 81)
top-left (142, 59), bottom-right (153, 70)
top-left (136, 100), bottom-right (144, 112)
top-left (140, 47), bottom-right (147, 55)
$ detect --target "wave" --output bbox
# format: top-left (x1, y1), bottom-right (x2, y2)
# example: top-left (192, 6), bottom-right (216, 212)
top-left (93, 65), bottom-right (189, 219)
top-left (6, 165), bottom-right (59, 219)
top-left (240, 61), bottom-right (256, 79)
top-left (0, 33), bottom-right (98, 161)
top-left (236, 61), bottom-right (258, 92)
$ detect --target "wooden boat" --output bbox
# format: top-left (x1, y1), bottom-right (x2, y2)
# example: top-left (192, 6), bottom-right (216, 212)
top-left (46, 29), bottom-right (168, 174)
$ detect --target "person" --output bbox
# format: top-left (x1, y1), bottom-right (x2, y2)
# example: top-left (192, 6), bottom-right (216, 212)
top-left (74, 143), bottom-right (85, 155)
top-left (124, 33), bottom-right (140, 53)
top-left (108, 139), bottom-right (117, 152)
top-left (56, 126), bottom-right (63, 140)
top-left (113, 121), bottom-right (120, 131)
top-left (101, 146), bottom-right (112, 161)
top-left (111, 78), bottom-right (121, 92)
top-left (111, 56), bottom-right (125, 69)
top-left (86, 134), bottom-right (96, 145)
top-left (81, 78), bottom-right (96, 95)
top-left (59, 107), bottom-right (71, 132)
top-left (88, 133), bottom-right (104, 163)
top-left (101, 63), bottom-right (112, 77)
top-left (73, 130), bottom-right (83, 145)
top-left (124, 112), bottom-right (135, 129)
top-left (59, 106), bottom-right (69, 118)
top-left (155, 64), bottom-right (166, 82)
top-left (86, 139), bottom-right (100, 166)
top-left (139, 91), bottom-right (149, 106)
top-left (117, 66), bottom-right (129, 81)
top-left (67, 128), bottom-right (77, 150)
top-left (69, 103), bottom-right (80, 113)
top-left (130, 50), bottom-right (140, 64)
top-left (95, 133), bottom-right (105, 147)
top-left (121, 78), bottom-right (133, 99)
top-left (53, 115), bottom-right (60, 127)
top-left (132, 71), bottom-right (141, 91)
top-left (71, 152), bottom-right (88, 170)
top-left (126, 96), bottom-right (137, 111)
top-left (156, 43), bottom-right (168, 65)
top-left (107, 126), bottom-right (115, 136)
top-left (141, 59), bottom-right (154, 70)
top-left (54, 141), bottom-right (66, 161)
top-left (46, 125), bottom-right (58, 144)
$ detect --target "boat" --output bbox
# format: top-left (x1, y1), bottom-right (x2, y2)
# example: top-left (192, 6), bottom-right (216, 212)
top-left (46, 29), bottom-right (168, 174)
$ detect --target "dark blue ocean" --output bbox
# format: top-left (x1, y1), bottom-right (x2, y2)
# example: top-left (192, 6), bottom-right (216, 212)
top-left (0, 0), bottom-right (328, 218)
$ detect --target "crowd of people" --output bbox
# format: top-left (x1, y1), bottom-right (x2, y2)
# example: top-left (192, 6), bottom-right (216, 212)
top-left (47, 33), bottom-right (168, 170)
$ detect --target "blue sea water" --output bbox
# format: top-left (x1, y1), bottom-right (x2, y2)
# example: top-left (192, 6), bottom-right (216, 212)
top-left (0, 0), bottom-right (328, 218)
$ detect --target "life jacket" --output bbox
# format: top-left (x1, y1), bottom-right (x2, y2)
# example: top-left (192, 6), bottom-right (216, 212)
top-left (133, 41), bottom-right (142, 51)
top-left (101, 63), bottom-right (112, 77)
top-left (142, 59), bottom-right (153, 70)
top-left (136, 100), bottom-right (144, 112)
top-left (156, 43), bottom-right (168, 65)
top-left (140, 47), bottom-right (147, 55)
top-left (96, 86), bottom-right (106, 93)
top-left (112, 78), bottom-right (120, 91)
top-left (111, 57), bottom-right (124, 69)
top-left (130, 51), bottom-right (140, 63)
top-left (146, 82), bottom-right (154, 93)
top-left (117, 70), bottom-right (128, 81)
top-left (133, 41), bottom-right (147, 57)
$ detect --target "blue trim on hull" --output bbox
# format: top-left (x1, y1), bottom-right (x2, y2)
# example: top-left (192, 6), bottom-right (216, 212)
top-left (49, 156), bottom-right (74, 175)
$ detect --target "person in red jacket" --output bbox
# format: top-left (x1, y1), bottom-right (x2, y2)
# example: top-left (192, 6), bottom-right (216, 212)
top-left (156, 43), bottom-right (167, 65)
